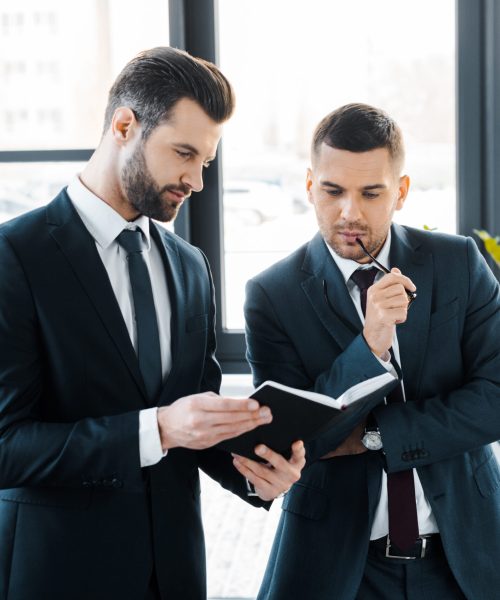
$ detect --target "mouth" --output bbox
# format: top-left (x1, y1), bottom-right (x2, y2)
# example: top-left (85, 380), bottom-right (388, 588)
top-left (338, 231), bottom-right (366, 243)
top-left (164, 189), bottom-right (186, 205)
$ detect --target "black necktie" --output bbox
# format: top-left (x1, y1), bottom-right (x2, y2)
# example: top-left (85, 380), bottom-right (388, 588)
top-left (117, 229), bottom-right (162, 402)
top-left (351, 267), bottom-right (419, 551)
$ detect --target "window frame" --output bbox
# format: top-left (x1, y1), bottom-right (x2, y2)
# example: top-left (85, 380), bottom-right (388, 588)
top-left (169, 0), bottom-right (247, 372)
top-left (456, 0), bottom-right (500, 242)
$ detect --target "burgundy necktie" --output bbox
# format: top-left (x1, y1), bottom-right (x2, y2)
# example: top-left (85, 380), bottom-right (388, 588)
top-left (351, 267), bottom-right (419, 551)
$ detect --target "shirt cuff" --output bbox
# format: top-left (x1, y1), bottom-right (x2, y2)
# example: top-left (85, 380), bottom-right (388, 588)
top-left (373, 351), bottom-right (398, 378)
top-left (139, 407), bottom-right (168, 467)
top-left (245, 478), bottom-right (259, 497)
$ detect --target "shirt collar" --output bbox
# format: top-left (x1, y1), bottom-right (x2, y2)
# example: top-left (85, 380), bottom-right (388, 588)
top-left (325, 229), bottom-right (392, 283)
top-left (66, 176), bottom-right (151, 250)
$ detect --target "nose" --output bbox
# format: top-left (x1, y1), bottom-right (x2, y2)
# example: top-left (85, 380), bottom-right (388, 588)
top-left (340, 196), bottom-right (363, 221)
top-left (182, 163), bottom-right (204, 194)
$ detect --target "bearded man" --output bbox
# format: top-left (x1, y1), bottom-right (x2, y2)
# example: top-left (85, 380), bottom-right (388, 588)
top-left (0, 47), bottom-right (305, 600)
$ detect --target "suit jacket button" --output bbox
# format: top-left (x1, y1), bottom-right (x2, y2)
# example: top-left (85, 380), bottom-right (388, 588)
top-left (111, 478), bottom-right (123, 489)
top-left (402, 452), bottom-right (411, 461)
top-left (82, 481), bottom-right (91, 488)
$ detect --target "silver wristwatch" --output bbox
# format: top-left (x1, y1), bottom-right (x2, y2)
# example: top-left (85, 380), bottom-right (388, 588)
top-left (361, 427), bottom-right (383, 451)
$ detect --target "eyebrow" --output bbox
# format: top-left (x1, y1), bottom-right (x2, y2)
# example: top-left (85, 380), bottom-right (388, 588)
top-left (174, 143), bottom-right (215, 162)
top-left (363, 184), bottom-right (387, 190)
top-left (321, 181), bottom-right (387, 191)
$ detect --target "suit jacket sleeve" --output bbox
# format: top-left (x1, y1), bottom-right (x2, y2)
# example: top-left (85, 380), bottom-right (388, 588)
top-left (0, 233), bottom-right (143, 491)
top-left (374, 237), bottom-right (500, 472)
top-left (244, 277), bottom-right (391, 462)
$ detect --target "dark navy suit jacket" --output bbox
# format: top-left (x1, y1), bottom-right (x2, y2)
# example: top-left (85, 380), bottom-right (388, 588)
top-left (245, 224), bottom-right (500, 600)
top-left (0, 190), bottom-right (264, 600)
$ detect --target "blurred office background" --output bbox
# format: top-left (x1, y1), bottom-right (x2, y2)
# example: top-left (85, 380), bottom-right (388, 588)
top-left (1, 1), bottom-right (499, 598)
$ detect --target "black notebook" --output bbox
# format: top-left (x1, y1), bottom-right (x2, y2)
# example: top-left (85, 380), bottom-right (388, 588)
top-left (218, 372), bottom-right (396, 460)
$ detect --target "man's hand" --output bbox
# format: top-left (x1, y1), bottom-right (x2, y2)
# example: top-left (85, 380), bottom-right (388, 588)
top-left (363, 268), bottom-right (416, 358)
top-left (157, 392), bottom-right (273, 451)
top-left (232, 441), bottom-right (305, 501)
top-left (320, 422), bottom-right (366, 459)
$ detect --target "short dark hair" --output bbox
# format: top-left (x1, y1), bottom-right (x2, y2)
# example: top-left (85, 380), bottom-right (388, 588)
top-left (311, 103), bottom-right (404, 170)
top-left (103, 46), bottom-right (235, 138)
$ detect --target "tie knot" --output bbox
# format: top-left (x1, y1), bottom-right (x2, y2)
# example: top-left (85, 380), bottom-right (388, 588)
top-left (351, 267), bottom-right (379, 292)
top-left (117, 229), bottom-right (144, 254)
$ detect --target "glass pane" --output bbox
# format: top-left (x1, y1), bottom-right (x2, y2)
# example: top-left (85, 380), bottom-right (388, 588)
top-left (0, 162), bottom-right (174, 233)
top-left (0, 0), bottom-right (169, 150)
top-left (0, 162), bottom-right (85, 222)
top-left (219, 0), bottom-right (456, 330)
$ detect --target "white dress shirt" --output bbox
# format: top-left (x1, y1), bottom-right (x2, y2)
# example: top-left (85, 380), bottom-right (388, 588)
top-left (67, 176), bottom-right (170, 467)
top-left (326, 231), bottom-right (439, 538)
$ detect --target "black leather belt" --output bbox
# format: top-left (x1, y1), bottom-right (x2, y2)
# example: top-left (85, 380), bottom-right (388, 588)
top-left (369, 534), bottom-right (442, 560)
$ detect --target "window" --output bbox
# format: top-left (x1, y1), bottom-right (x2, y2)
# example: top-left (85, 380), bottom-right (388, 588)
top-left (0, 0), bottom-right (170, 153)
top-left (218, 0), bottom-right (456, 332)
top-left (0, 0), bottom-right (170, 223)
top-left (0, 162), bottom-right (86, 222)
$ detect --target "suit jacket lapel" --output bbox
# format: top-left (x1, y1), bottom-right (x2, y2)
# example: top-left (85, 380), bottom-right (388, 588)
top-left (150, 224), bottom-right (185, 405)
top-left (301, 233), bottom-right (362, 350)
top-left (390, 223), bottom-right (433, 402)
top-left (301, 227), bottom-right (434, 403)
top-left (46, 191), bottom-right (148, 402)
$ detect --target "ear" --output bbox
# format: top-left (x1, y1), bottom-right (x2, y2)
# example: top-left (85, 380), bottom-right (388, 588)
top-left (395, 174), bottom-right (410, 211)
top-left (111, 107), bottom-right (139, 145)
top-left (306, 167), bottom-right (314, 205)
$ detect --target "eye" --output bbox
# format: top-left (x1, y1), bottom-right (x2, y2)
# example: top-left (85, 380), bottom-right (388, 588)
top-left (362, 191), bottom-right (379, 199)
top-left (175, 150), bottom-right (192, 160)
top-left (326, 189), bottom-right (342, 197)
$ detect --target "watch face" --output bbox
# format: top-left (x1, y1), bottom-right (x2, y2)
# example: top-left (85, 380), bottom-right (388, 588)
top-left (362, 431), bottom-right (383, 451)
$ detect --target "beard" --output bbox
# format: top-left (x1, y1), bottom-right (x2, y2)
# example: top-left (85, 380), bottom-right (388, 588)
top-left (121, 143), bottom-right (190, 222)
top-left (319, 219), bottom-right (387, 261)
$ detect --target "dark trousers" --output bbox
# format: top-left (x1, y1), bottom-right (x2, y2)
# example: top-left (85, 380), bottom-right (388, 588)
top-left (356, 537), bottom-right (466, 600)
top-left (144, 572), bottom-right (162, 600)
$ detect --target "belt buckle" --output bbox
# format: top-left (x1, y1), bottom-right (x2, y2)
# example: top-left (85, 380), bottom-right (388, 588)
top-left (385, 536), bottom-right (427, 560)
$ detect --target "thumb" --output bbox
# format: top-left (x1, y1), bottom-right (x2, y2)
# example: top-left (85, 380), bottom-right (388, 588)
top-left (390, 267), bottom-right (401, 275)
